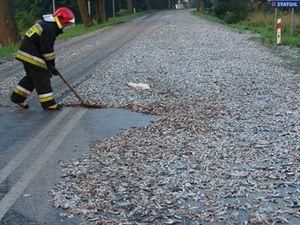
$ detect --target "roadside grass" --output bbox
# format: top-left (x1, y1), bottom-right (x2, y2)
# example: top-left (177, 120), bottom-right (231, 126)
top-left (193, 13), bottom-right (226, 25)
top-left (194, 11), bottom-right (300, 47)
top-left (0, 12), bottom-right (146, 59)
top-left (0, 44), bottom-right (20, 59)
top-left (58, 11), bottom-right (147, 41)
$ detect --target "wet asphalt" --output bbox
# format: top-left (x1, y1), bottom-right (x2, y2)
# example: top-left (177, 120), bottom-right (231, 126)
top-left (0, 107), bottom-right (153, 225)
top-left (0, 12), bottom-right (157, 224)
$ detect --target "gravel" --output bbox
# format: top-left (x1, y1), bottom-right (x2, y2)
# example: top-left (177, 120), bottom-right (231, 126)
top-left (0, 20), bottom-right (138, 99)
top-left (14, 10), bottom-right (300, 224)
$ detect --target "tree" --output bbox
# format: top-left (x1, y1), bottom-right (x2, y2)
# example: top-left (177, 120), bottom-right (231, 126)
top-left (95, 0), bottom-right (106, 23)
top-left (168, 0), bottom-right (177, 9)
top-left (0, 0), bottom-right (20, 46)
top-left (77, 0), bottom-right (93, 27)
top-left (213, 0), bottom-right (248, 23)
top-left (145, 0), bottom-right (151, 10)
top-left (127, 0), bottom-right (134, 13)
top-left (198, 0), bottom-right (205, 11)
top-left (11, 0), bottom-right (80, 31)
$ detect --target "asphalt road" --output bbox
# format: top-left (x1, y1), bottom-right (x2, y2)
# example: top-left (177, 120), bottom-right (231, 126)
top-left (0, 13), bottom-right (156, 225)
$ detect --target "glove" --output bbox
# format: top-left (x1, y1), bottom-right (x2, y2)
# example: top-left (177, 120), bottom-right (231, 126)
top-left (48, 65), bottom-right (59, 76)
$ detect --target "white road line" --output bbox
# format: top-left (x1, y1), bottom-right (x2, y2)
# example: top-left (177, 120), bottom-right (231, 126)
top-left (0, 109), bottom-right (70, 184)
top-left (0, 108), bottom-right (87, 220)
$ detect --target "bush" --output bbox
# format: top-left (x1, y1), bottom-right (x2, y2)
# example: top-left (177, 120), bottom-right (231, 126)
top-left (213, 0), bottom-right (249, 23)
top-left (12, 0), bottom-right (81, 32)
top-left (213, 0), bottom-right (230, 18)
top-left (224, 11), bottom-right (238, 24)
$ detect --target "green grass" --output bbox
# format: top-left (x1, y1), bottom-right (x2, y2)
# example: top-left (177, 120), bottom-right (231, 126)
top-left (194, 11), bottom-right (300, 48)
top-left (0, 12), bottom-right (146, 59)
top-left (193, 12), bottom-right (226, 25)
top-left (0, 44), bottom-right (20, 59)
top-left (231, 23), bottom-right (275, 45)
top-left (58, 11), bottom-right (147, 41)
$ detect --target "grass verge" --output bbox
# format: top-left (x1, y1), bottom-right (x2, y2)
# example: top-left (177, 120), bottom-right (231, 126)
top-left (0, 44), bottom-right (20, 59)
top-left (0, 12), bottom-right (147, 59)
top-left (194, 11), bottom-right (300, 48)
top-left (58, 11), bottom-right (147, 41)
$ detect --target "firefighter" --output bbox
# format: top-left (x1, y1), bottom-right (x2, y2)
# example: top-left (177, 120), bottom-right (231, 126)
top-left (10, 7), bottom-right (75, 110)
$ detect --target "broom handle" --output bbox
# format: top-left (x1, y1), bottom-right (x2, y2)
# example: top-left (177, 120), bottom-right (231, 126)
top-left (56, 71), bottom-right (85, 105)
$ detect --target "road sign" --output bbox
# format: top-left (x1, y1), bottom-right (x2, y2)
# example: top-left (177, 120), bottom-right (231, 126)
top-left (270, 0), bottom-right (300, 8)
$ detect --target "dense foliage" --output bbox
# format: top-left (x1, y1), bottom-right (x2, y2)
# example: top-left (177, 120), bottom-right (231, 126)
top-left (9, 0), bottom-right (255, 31)
top-left (11, 0), bottom-right (79, 32)
top-left (11, 0), bottom-right (171, 32)
top-left (212, 0), bottom-right (249, 23)
top-left (189, 0), bottom-right (212, 9)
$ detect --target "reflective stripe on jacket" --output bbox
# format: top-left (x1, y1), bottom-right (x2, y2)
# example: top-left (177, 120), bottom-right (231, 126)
top-left (16, 19), bottom-right (62, 69)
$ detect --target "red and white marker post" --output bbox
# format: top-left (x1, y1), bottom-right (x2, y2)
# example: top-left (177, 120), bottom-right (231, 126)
top-left (276, 18), bottom-right (282, 45)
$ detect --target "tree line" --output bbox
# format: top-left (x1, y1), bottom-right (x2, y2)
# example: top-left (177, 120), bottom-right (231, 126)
top-left (0, 0), bottom-right (278, 47)
top-left (0, 0), bottom-right (181, 47)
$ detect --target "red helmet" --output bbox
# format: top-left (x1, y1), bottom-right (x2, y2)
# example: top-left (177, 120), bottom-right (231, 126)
top-left (53, 7), bottom-right (75, 28)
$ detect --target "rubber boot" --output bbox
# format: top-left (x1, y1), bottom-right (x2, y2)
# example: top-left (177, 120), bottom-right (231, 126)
top-left (43, 103), bottom-right (63, 111)
top-left (10, 95), bottom-right (29, 109)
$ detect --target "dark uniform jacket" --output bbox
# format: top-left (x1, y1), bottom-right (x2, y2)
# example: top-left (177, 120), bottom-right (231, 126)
top-left (16, 18), bottom-right (62, 69)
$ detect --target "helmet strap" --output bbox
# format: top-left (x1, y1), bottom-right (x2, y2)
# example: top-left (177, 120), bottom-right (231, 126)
top-left (54, 16), bottom-right (63, 29)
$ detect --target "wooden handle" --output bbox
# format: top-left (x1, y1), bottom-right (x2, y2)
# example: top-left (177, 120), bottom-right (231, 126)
top-left (57, 72), bottom-right (85, 105)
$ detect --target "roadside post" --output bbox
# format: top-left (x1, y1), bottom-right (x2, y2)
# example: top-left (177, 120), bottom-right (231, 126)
top-left (52, 0), bottom-right (56, 13)
top-left (291, 8), bottom-right (295, 35)
top-left (269, 0), bottom-right (300, 48)
top-left (88, 0), bottom-right (91, 16)
top-left (277, 18), bottom-right (282, 44)
top-left (112, 0), bottom-right (116, 18)
top-left (274, 7), bottom-right (278, 48)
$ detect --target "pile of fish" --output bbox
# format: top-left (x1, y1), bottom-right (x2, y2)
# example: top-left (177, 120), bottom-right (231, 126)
top-left (51, 10), bottom-right (300, 224)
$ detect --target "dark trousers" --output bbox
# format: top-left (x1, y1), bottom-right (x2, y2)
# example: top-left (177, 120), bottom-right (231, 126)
top-left (11, 63), bottom-right (56, 109)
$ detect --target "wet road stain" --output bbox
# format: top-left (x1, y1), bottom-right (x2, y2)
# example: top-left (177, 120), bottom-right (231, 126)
top-left (0, 107), bottom-right (154, 225)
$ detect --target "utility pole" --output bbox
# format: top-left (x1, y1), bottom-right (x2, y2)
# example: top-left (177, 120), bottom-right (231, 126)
top-left (112, 0), bottom-right (115, 17)
top-left (52, 0), bottom-right (56, 13)
top-left (88, 0), bottom-right (91, 16)
top-left (291, 8), bottom-right (295, 35)
top-left (274, 8), bottom-right (278, 49)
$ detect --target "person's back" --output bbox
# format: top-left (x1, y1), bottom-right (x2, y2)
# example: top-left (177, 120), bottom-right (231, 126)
top-left (16, 20), bottom-right (60, 69)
